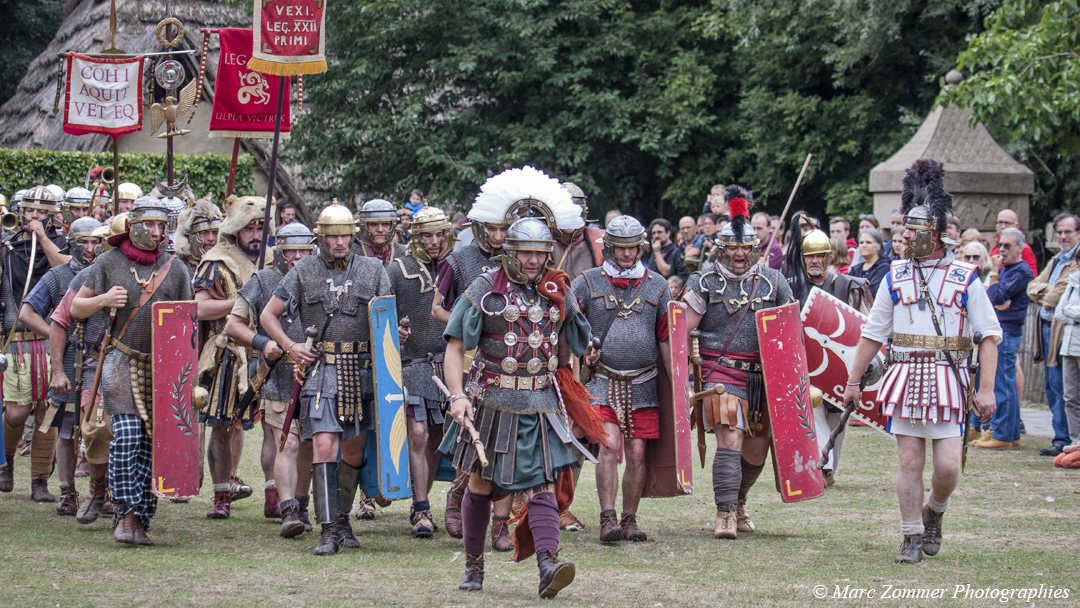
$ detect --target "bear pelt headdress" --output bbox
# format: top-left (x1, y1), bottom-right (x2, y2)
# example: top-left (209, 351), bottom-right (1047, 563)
top-left (174, 197), bottom-right (222, 260)
top-left (900, 159), bottom-right (953, 233)
top-left (219, 195), bottom-right (273, 237)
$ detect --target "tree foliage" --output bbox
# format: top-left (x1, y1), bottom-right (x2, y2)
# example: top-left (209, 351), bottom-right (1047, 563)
top-left (291, 0), bottom-right (990, 222)
top-left (941, 0), bottom-right (1080, 150)
top-left (0, 0), bottom-right (65, 106)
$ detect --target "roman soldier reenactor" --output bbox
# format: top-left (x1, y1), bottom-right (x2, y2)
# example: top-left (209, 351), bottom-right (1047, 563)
top-left (63, 187), bottom-right (94, 223)
top-left (683, 186), bottom-right (794, 539)
top-left (260, 201), bottom-right (392, 556)
top-left (387, 206), bottom-right (455, 537)
top-left (432, 183), bottom-right (512, 546)
top-left (0, 186), bottom-right (70, 502)
top-left (786, 227), bottom-right (872, 487)
top-left (226, 222), bottom-right (317, 536)
top-left (194, 195), bottom-right (268, 519)
top-left (354, 198), bottom-right (408, 264)
top-left (438, 166), bottom-right (601, 597)
top-left (19, 217), bottom-right (103, 515)
top-left (72, 196), bottom-right (194, 545)
top-left (842, 160), bottom-right (1000, 563)
top-left (572, 215), bottom-right (671, 542)
top-left (173, 197), bottom-right (222, 273)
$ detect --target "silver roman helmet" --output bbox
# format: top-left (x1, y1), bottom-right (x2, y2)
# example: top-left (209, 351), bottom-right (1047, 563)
top-left (356, 198), bottom-right (398, 245)
top-left (601, 215), bottom-right (647, 266)
top-left (503, 217), bottom-right (554, 284)
top-left (67, 217), bottom-right (105, 267)
top-left (273, 222), bottom-right (316, 274)
top-left (63, 187), bottom-right (94, 224)
top-left (128, 196), bottom-right (171, 252)
top-left (714, 185), bottom-right (760, 270)
top-left (900, 159), bottom-right (953, 261)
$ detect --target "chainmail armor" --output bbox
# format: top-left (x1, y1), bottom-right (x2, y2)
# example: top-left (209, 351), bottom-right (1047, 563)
top-left (239, 267), bottom-right (304, 403)
top-left (448, 243), bottom-right (499, 298)
top-left (388, 254), bottom-right (447, 402)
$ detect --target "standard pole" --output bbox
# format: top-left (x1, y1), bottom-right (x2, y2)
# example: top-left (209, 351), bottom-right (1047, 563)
top-left (763, 153), bottom-right (812, 255)
top-left (256, 77), bottom-right (286, 271)
top-left (112, 139), bottom-right (120, 216)
top-left (225, 137), bottom-right (241, 198)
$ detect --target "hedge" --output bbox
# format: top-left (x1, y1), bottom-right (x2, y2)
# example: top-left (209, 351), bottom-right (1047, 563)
top-left (0, 148), bottom-right (255, 202)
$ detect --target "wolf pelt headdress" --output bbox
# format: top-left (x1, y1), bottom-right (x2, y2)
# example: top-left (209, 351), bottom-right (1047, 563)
top-left (219, 195), bottom-right (273, 237)
top-left (174, 197), bottom-right (222, 260)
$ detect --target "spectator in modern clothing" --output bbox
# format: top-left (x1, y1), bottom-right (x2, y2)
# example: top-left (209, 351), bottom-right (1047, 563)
top-left (667, 275), bottom-right (684, 299)
top-left (703, 184), bottom-right (726, 215)
top-left (849, 228), bottom-right (888, 295)
top-left (961, 241), bottom-right (993, 282)
top-left (830, 217), bottom-right (858, 263)
top-left (404, 189), bottom-right (426, 216)
top-left (890, 231), bottom-right (905, 260)
top-left (959, 228), bottom-right (989, 252)
top-left (975, 228), bottom-right (1034, 450)
top-left (279, 202), bottom-right (298, 225)
top-left (991, 209), bottom-right (1038, 275)
top-left (883, 209), bottom-right (904, 257)
top-left (1029, 213), bottom-right (1080, 456)
top-left (605, 209), bottom-right (623, 228)
top-left (946, 215), bottom-right (963, 249)
top-left (828, 236), bottom-right (850, 275)
top-left (692, 213), bottom-right (719, 255)
top-left (677, 216), bottom-right (697, 253)
top-left (1054, 270), bottom-right (1080, 452)
top-left (858, 213), bottom-right (879, 233)
top-left (751, 211), bottom-right (783, 269)
top-left (770, 215), bottom-right (785, 253)
top-left (646, 218), bottom-right (688, 283)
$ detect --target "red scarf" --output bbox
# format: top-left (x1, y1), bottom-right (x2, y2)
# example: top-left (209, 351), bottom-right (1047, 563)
top-left (118, 235), bottom-right (162, 265)
top-left (608, 275), bottom-right (643, 290)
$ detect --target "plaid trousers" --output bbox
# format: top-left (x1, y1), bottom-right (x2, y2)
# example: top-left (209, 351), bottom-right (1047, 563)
top-left (109, 415), bottom-right (156, 529)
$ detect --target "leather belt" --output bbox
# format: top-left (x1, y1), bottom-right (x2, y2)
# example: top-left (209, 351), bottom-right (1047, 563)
top-left (594, 363), bottom-right (657, 384)
top-left (402, 353), bottom-right (444, 367)
top-left (888, 349), bottom-right (965, 363)
top-left (321, 341), bottom-right (369, 354)
top-left (109, 337), bottom-right (150, 361)
top-left (703, 355), bottom-right (762, 373)
top-left (9, 331), bottom-right (44, 342)
top-left (479, 369), bottom-right (550, 391)
top-left (891, 333), bottom-right (971, 351)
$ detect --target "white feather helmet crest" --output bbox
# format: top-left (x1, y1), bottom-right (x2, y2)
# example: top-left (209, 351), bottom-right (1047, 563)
top-left (468, 166), bottom-right (582, 252)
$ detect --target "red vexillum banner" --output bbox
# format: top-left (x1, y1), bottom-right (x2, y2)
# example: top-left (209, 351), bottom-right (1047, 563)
top-left (248, 0), bottom-right (328, 77)
top-left (210, 28), bottom-right (292, 139)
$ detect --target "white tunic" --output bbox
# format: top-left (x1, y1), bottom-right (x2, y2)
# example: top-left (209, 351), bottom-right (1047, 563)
top-left (862, 251), bottom-right (1002, 438)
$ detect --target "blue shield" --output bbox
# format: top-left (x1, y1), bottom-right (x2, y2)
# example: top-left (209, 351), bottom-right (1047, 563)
top-left (361, 296), bottom-right (412, 501)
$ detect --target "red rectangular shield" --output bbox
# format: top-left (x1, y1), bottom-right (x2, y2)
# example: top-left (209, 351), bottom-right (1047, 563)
top-left (801, 288), bottom-right (891, 434)
top-left (151, 301), bottom-right (200, 499)
top-left (756, 303), bottom-right (825, 503)
top-left (643, 301), bottom-right (693, 497)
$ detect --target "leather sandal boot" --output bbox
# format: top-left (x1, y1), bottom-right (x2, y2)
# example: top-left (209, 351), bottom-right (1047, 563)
top-left (101, 491), bottom-right (116, 515)
top-left (56, 485), bottom-right (79, 516)
top-left (736, 499), bottom-right (755, 533)
top-left (444, 479), bottom-right (465, 539)
top-left (114, 513), bottom-right (134, 544)
top-left (0, 461), bottom-right (14, 492)
top-left (334, 513), bottom-right (361, 549)
top-left (297, 495), bottom-right (313, 532)
top-left (313, 523), bottom-right (339, 556)
top-left (491, 515), bottom-right (514, 552)
top-left (895, 534), bottom-right (923, 563)
top-left (131, 518), bottom-right (154, 546)
top-left (921, 505), bottom-right (944, 557)
top-left (458, 553), bottom-right (484, 591)
top-left (31, 477), bottom-right (56, 503)
top-left (536, 549), bottom-right (575, 598)
top-left (77, 477), bottom-right (107, 524)
top-left (620, 513), bottom-right (647, 541)
top-left (264, 487), bottom-right (281, 518)
top-left (599, 510), bottom-right (623, 542)
top-left (279, 502), bottom-right (306, 538)
top-left (206, 491), bottom-right (231, 519)
top-left (714, 508), bottom-right (737, 539)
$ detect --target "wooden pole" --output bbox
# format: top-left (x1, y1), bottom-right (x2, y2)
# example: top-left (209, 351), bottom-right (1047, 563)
top-left (225, 137), bottom-right (241, 198)
top-left (256, 78), bottom-right (286, 271)
top-left (112, 139), bottom-right (120, 216)
top-left (763, 153), bottom-right (812, 255)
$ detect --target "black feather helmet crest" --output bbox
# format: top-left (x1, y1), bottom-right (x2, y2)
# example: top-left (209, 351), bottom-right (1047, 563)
top-left (900, 159), bottom-right (954, 259)
top-left (715, 184), bottom-right (761, 270)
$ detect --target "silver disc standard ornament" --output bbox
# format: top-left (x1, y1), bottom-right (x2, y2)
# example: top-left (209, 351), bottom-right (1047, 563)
top-left (155, 60), bottom-right (185, 89)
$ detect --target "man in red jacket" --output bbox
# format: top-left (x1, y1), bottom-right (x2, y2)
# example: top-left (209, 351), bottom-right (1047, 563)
top-left (991, 209), bottom-right (1037, 276)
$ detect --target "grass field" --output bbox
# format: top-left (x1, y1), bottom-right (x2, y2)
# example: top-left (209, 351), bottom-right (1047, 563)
top-left (1, 426), bottom-right (1077, 607)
